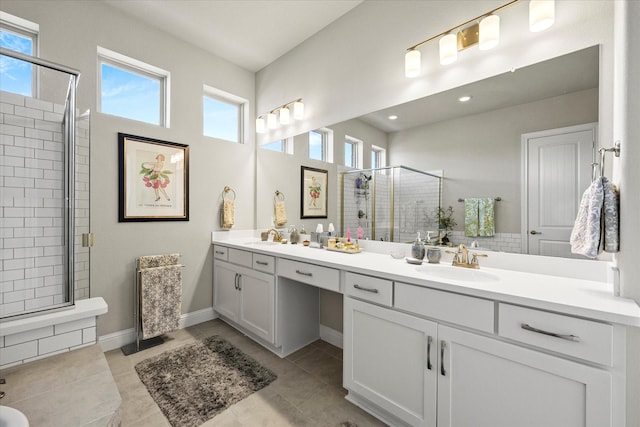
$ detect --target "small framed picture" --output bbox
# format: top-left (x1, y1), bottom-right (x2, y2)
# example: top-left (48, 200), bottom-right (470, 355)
top-left (118, 133), bottom-right (189, 222)
top-left (301, 166), bottom-right (328, 219)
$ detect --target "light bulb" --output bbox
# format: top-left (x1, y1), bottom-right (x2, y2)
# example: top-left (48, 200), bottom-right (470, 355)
top-left (293, 101), bottom-right (304, 120)
top-left (267, 112), bottom-right (277, 129)
top-left (529, 0), bottom-right (554, 32)
top-left (256, 117), bottom-right (266, 133)
top-left (279, 107), bottom-right (290, 125)
top-left (439, 34), bottom-right (457, 65)
top-left (479, 15), bottom-right (500, 50)
top-left (405, 50), bottom-right (421, 78)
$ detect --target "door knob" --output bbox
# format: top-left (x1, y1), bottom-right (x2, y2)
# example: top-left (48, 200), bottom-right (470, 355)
top-left (530, 230), bottom-right (542, 235)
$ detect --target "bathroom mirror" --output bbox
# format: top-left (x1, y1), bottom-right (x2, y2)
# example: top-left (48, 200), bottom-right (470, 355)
top-left (258, 46), bottom-right (600, 258)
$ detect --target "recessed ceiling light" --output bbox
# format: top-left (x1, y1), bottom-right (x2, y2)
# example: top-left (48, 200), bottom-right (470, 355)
top-left (388, 115), bottom-right (398, 120)
top-left (458, 95), bottom-right (472, 102)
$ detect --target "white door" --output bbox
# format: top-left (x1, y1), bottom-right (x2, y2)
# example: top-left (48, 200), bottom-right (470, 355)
top-left (522, 123), bottom-right (596, 257)
top-left (213, 260), bottom-right (239, 321)
top-left (344, 297), bottom-right (438, 427)
top-left (238, 269), bottom-right (275, 344)
top-left (437, 325), bottom-right (612, 427)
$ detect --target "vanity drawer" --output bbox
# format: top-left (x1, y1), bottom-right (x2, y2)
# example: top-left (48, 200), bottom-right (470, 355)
top-left (395, 282), bottom-right (494, 333)
top-left (498, 303), bottom-right (613, 366)
top-left (228, 248), bottom-right (252, 268)
top-left (278, 258), bottom-right (340, 292)
top-left (213, 245), bottom-right (228, 261)
top-left (253, 253), bottom-right (275, 274)
top-left (344, 272), bottom-right (393, 306)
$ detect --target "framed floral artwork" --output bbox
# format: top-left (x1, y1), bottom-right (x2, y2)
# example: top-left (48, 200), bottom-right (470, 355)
top-left (118, 133), bottom-right (189, 222)
top-left (301, 166), bottom-right (328, 219)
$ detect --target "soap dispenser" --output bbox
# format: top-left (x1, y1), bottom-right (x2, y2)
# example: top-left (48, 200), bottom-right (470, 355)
top-left (289, 225), bottom-right (300, 244)
top-left (411, 232), bottom-right (426, 260)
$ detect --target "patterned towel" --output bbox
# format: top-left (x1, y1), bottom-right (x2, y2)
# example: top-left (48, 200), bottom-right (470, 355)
top-left (274, 201), bottom-right (287, 226)
top-left (478, 198), bottom-right (495, 237)
top-left (138, 253), bottom-right (180, 270)
top-left (464, 199), bottom-right (479, 237)
top-left (140, 264), bottom-right (182, 339)
top-left (570, 178), bottom-right (604, 258)
top-left (601, 177), bottom-right (619, 253)
top-left (222, 200), bottom-right (235, 229)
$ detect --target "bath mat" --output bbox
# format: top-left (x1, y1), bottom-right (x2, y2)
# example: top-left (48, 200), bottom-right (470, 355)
top-left (135, 335), bottom-right (277, 427)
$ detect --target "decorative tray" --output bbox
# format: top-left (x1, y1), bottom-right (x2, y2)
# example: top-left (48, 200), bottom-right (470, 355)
top-left (326, 247), bottom-right (362, 254)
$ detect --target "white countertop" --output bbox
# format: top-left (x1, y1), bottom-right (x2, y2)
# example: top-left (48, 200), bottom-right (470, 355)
top-left (211, 234), bottom-right (640, 328)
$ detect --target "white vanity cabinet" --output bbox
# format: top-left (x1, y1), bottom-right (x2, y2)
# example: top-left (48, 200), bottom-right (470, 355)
top-left (213, 246), bottom-right (275, 344)
top-left (344, 297), bottom-right (438, 427)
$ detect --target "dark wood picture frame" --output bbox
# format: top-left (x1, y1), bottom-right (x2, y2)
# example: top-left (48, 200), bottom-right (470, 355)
top-left (301, 166), bottom-right (328, 219)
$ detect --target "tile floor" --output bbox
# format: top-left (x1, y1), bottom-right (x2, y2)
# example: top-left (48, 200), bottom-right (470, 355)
top-left (105, 319), bottom-right (388, 427)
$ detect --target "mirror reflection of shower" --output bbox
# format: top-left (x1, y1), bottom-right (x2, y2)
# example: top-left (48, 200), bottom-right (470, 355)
top-left (341, 166), bottom-right (441, 242)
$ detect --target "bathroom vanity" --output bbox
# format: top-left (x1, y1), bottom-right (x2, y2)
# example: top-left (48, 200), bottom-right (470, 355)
top-left (211, 232), bottom-right (640, 427)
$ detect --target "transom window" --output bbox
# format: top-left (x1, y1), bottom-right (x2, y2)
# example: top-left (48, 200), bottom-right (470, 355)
top-left (203, 84), bottom-right (248, 144)
top-left (371, 145), bottom-right (386, 169)
top-left (309, 128), bottom-right (333, 162)
top-left (98, 46), bottom-right (169, 127)
top-left (345, 135), bottom-right (363, 169)
top-left (0, 12), bottom-right (38, 96)
top-left (261, 138), bottom-right (293, 153)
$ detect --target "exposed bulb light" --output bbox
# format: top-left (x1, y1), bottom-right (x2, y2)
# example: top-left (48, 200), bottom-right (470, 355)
top-left (479, 15), bottom-right (500, 50)
top-left (529, 0), bottom-right (554, 32)
top-left (256, 117), bottom-right (266, 133)
top-left (439, 34), bottom-right (457, 65)
top-left (388, 115), bottom-right (398, 120)
top-left (279, 106), bottom-right (290, 125)
top-left (458, 95), bottom-right (472, 102)
top-left (405, 50), bottom-right (421, 77)
top-left (293, 101), bottom-right (304, 120)
top-left (267, 112), bottom-right (277, 129)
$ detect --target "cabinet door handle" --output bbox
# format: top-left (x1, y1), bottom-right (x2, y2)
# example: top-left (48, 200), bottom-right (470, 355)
top-left (215, 250), bottom-right (225, 255)
top-left (295, 270), bottom-right (313, 277)
top-left (234, 273), bottom-right (238, 290)
top-left (440, 341), bottom-right (446, 376)
top-left (353, 284), bottom-right (379, 293)
top-left (521, 323), bottom-right (580, 342)
top-left (426, 336), bottom-right (433, 371)
top-left (237, 274), bottom-right (242, 291)
top-left (256, 260), bottom-right (269, 266)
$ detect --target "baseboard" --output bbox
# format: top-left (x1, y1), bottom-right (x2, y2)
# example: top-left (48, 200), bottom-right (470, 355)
top-left (320, 324), bottom-right (343, 349)
top-left (98, 307), bottom-right (218, 352)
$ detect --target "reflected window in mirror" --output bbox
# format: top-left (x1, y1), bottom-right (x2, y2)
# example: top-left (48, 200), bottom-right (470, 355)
top-left (371, 145), bottom-right (386, 168)
top-left (1, 14), bottom-right (38, 97)
top-left (203, 84), bottom-right (248, 143)
top-left (261, 137), bottom-right (293, 154)
top-left (309, 128), bottom-right (333, 162)
top-left (345, 135), bottom-right (363, 169)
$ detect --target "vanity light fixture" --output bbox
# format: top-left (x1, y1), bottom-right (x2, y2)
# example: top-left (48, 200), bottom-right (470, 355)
top-left (256, 98), bottom-right (304, 133)
top-left (404, 0), bottom-right (554, 77)
top-left (388, 115), bottom-right (398, 120)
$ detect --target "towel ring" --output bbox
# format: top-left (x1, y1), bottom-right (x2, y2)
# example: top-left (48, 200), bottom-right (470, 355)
top-left (274, 190), bottom-right (285, 203)
top-left (222, 186), bottom-right (236, 201)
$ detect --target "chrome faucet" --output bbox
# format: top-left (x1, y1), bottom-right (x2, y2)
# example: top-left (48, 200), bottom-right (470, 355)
top-left (446, 244), bottom-right (487, 269)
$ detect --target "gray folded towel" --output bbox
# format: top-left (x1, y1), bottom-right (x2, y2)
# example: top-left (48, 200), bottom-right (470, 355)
top-left (601, 177), bottom-right (619, 253)
top-left (570, 178), bottom-right (604, 258)
top-left (140, 264), bottom-right (182, 339)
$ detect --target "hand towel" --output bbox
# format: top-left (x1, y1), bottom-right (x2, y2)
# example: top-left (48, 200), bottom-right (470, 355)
top-left (274, 201), bottom-right (287, 226)
top-left (601, 177), bottom-right (619, 253)
top-left (140, 264), bottom-right (182, 339)
top-left (478, 198), bottom-right (495, 237)
top-left (464, 198), bottom-right (479, 237)
top-left (138, 253), bottom-right (180, 269)
top-left (222, 199), bottom-right (235, 229)
top-left (570, 178), bottom-right (604, 258)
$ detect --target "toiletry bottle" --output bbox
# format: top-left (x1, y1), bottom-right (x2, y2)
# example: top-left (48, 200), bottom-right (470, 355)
top-left (412, 232), bottom-right (425, 260)
top-left (289, 225), bottom-right (299, 244)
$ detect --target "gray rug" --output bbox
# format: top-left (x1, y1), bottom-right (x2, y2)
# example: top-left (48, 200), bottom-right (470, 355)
top-left (135, 335), bottom-right (277, 427)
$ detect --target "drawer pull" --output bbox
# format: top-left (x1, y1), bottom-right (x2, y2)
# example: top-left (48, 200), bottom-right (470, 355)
top-left (353, 284), bottom-right (379, 293)
top-left (295, 270), bottom-right (313, 277)
top-left (426, 335), bottom-right (433, 371)
top-left (440, 341), bottom-right (446, 376)
top-left (521, 323), bottom-right (580, 342)
top-left (215, 250), bottom-right (225, 255)
top-left (256, 260), bottom-right (269, 266)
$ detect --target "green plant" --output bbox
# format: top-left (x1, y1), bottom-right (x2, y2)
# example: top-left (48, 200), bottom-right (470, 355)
top-left (437, 206), bottom-right (457, 232)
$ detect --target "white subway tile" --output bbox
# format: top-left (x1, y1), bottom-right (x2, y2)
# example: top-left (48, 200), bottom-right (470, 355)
top-left (4, 177), bottom-right (35, 188)
top-left (3, 237), bottom-right (34, 249)
top-left (0, 341), bottom-right (38, 365)
top-left (3, 257), bottom-right (35, 271)
top-left (34, 255), bottom-right (62, 267)
top-left (36, 285), bottom-right (62, 298)
top-left (0, 123), bottom-right (25, 137)
top-left (3, 288), bottom-right (35, 303)
top-left (4, 115), bottom-right (34, 128)
top-left (39, 330), bottom-right (82, 354)
top-left (35, 119), bottom-right (62, 133)
top-left (55, 317), bottom-right (95, 335)
top-left (24, 295), bottom-right (53, 310)
top-left (24, 158), bottom-right (52, 169)
top-left (82, 327), bottom-right (97, 344)
top-left (24, 266), bottom-right (53, 279)
top-left (13, 277), bottom-right (43, 290)
top-left (4, 325), bottom-right (53, 346)
top-left (25, 97), bottom-right (53, 112)
top-left (0, 300), bottom-right (25, 317)
top-left (0, 155), bottom-right (24, 167)
top-left (24, 217), bottom-right (52, 227)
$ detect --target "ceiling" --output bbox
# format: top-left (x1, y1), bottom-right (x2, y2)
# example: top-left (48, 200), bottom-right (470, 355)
top-left (358, 45), bottom-right (599, 133)
top-left (104, 0), bottom-right (363, 72)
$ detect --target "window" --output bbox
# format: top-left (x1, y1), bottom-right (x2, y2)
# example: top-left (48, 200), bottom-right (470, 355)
top-left (98, 46), bottom-right (169, 126)
top-left (371, 145), bottom-right (386, 169)
top-left (261, 138), bottom-right (293, 153)
top-left (203, 85), bottom-right (248, 143)
top-left (0, 12), bottom-right (38, 96)
top-left (309, 128), bottom-right (333, 162)
top-left (344, 136), bottom-right (363, 169)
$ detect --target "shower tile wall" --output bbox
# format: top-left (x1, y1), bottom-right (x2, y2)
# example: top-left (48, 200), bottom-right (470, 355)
top-left (0, 90), bottom-right (88, 317)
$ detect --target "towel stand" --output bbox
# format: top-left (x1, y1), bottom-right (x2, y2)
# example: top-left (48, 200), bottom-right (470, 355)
top-left (121, 258), bottom-right (185, 356)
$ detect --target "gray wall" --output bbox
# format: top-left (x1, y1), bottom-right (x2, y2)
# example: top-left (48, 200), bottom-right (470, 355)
top-left (2, 1), bottom-right (256, 336)
top-left (389, 88), bottom-right (598, 234)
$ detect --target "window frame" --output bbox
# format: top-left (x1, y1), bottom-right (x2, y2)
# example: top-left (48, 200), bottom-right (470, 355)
top-left (371, 145), bottom-right (386, 169)
top-left (309, 127), bottom-right (334, 163)
top-left (261, 137), bottom-right (293, 153)
top-left (202, 84), bottom-right (249, 144)
top-left (344, 135), bottom-right (363, 169)
top-left (0, 11), bottom-right (39, 97)
top-left (97, 46), bottom-right (170, 127)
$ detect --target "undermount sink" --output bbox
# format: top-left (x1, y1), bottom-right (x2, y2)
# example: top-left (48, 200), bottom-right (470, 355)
top-left (0, 406), bottom-right (29, 427)
top-left (245, 240), bottom-right (282, 246)
top-left (417, 265), bottom-right (500, 283)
